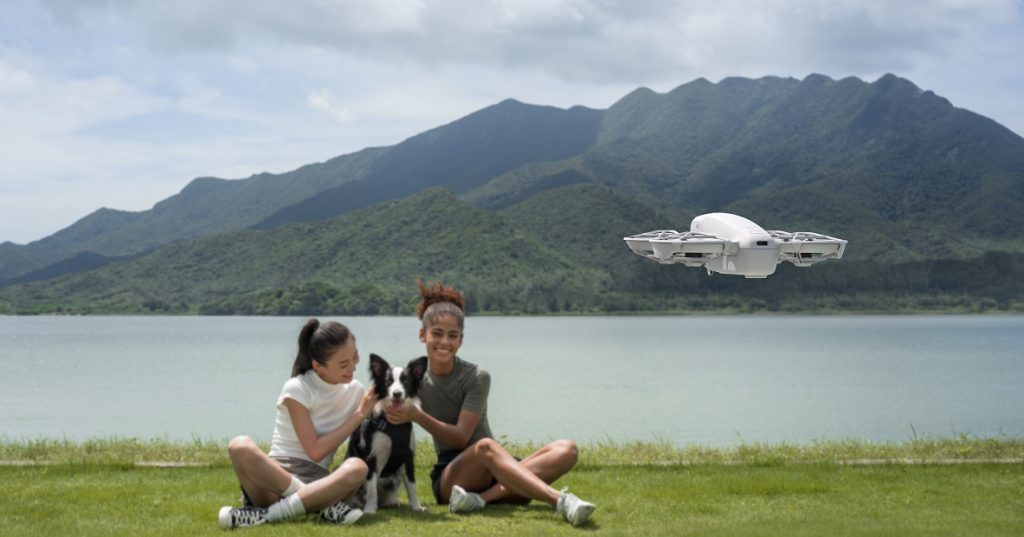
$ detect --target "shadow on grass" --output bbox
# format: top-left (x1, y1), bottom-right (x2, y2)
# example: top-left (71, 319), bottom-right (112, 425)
top-left (351, 507), bottom-right (449, 527)
top-left (439, 502), bottom-right (602, 531)
top-left (353, 502), bottom-right (603, 530)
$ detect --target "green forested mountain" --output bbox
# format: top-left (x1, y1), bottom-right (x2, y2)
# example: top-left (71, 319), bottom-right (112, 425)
top-left (0, 99), bottom-right (601, 281)
top-left (467, 74), bottom-right (1024, 260)
top-left (1, 73), bottom-right (1023, 314)
top-left (253, 99), bottom-right (603, 229)
top-left (2, 183), bottom-right (1023, 315)
top-left (0, 189), bottom-right (608, 314)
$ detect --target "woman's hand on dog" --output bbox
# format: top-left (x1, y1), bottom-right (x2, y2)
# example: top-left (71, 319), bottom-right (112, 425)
top-left (357, 390), bottom-right (377, 420)
top-left (385, 403), bottom-right (419, 425)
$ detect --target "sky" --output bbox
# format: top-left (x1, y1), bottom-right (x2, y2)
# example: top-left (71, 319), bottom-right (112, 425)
top-left (1, 0), bottom-right (1022, 245)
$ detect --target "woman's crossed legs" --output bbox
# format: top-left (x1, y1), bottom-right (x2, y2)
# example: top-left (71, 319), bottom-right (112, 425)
top-left (438, 438), bottom-right (579, 507)
top-left (227, 435), bottom-right (367, 511)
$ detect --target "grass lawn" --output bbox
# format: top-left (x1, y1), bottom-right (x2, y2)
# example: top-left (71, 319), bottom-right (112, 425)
top-left (2, 437), bottom-right (1022, 536)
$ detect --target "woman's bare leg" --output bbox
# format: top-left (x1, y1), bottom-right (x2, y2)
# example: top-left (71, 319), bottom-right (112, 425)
top-left (295, 457), bottom-right (368, 511)
top-left (439, 438), bottom-right (578, 507)
top-left (227, 436), bottom-right (295, 507)
top-left (228, 436), bottom-right (367, 512)
top-left (478, 439), bottom-right (579, 505)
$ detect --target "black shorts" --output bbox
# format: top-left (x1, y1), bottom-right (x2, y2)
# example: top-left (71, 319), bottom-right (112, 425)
top-left (430, 450), bottom-right (462, 504)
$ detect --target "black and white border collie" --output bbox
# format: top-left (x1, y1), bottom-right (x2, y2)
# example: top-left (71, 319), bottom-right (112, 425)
top-left (345, 354), bottom-right (427, 513)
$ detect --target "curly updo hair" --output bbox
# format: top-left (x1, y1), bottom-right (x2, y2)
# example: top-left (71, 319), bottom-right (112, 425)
top-left (416, 279), bottom-right (466, 329)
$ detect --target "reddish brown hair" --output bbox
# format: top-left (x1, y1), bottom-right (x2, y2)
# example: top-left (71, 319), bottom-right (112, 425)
top-left (416, 280), bottom-right (466, 328)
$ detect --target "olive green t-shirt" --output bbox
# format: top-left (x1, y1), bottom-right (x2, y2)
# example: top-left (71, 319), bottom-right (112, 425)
top-left (418, 356), bottom-right (493, 456)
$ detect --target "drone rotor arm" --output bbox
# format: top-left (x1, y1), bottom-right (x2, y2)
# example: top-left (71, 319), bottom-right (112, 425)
top-left (624, 230), bottom-right (732, 267)
top-left (768, 230), bottom-right (848, 267)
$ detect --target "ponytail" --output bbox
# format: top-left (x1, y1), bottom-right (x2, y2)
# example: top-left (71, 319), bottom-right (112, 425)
top-left (291, 318), bottom-right (352, 377)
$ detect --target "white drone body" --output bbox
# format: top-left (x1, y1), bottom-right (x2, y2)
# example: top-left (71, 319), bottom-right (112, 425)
top-left (623, 213), bottom-right (847, 278)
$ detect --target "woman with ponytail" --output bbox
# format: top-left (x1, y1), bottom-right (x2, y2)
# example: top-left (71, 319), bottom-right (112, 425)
top-left (217, 319), bottom-right (376, 528)
top-left (385, 281), bottom-right (597, 527)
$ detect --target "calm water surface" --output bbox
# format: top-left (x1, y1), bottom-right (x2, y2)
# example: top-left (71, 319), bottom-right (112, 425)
top-left (1, 315), bottom-right (1021, 446)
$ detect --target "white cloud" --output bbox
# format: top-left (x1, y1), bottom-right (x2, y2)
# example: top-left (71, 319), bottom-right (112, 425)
top-left (0, 64), bottom-right (172, 193)
top-left (307, 89), bottom-right (353, 124)
top-left (0, 67), bottom-right (166, 136)
top-left (0, 59), bottom-right (37, 94)
top-left (40, 0), bottom-right (1016, 81)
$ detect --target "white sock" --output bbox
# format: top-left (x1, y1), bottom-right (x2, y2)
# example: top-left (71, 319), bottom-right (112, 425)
top-left (282, 476), bottom-right (304, 497)
top-left (265, 493), bottom-right (305, 522)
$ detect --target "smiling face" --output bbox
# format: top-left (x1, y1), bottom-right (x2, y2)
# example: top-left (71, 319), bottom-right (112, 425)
top-left (312, 338), bottom-right (359, 385)
top-left (420, 314), bottom-right (463, 375)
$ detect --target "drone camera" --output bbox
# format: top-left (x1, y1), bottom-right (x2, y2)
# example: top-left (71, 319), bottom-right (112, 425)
top-left (624, 212), bottom-right (846, 278)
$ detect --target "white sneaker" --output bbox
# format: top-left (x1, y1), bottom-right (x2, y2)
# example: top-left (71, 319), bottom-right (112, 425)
top-left (556, 488), bottom-right (595, 527)
top-left (319, 501), bottom-right (364, 525)
top-left (218, 506), bottom-right (268, 528)
top-left (448, 485), bottom-right (486, 514)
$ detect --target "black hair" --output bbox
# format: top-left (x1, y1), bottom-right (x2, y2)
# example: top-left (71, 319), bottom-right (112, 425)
top-left (291, 318), bottom-right (352, 377)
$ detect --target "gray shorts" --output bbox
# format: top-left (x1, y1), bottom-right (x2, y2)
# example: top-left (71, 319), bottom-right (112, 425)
top-left (241, 456), bottom-right (331, 507)
top-left (274, 456), bottom-right (331, 484)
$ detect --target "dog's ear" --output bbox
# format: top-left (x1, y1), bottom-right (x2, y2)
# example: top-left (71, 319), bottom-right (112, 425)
top-left (407, 356), bottom-right (428, 382)
top-left (369, 353), bottom-right (390, 379)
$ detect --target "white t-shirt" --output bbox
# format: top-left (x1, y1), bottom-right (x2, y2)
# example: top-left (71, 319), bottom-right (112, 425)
top-left (267, 369), bottom-right (365, 468)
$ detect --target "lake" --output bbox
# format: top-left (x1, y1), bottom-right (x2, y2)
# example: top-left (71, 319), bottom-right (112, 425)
top-left (1, 315), bottom-right (1021, 447)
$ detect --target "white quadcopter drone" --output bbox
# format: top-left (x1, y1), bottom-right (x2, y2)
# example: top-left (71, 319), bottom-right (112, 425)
top-left (624, 213), bottom-right (847, 278)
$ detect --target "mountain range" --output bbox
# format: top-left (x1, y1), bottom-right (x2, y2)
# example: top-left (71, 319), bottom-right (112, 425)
top-left (2, 73), bottom-right (1023, 314)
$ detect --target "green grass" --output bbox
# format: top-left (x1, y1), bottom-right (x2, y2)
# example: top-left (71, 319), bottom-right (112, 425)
top-left (2, 437), bottom-right (1022, 536)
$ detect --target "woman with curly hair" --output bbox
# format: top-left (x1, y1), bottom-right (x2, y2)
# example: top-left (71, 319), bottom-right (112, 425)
top-left (385, 280), bottom-right (596, 527)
